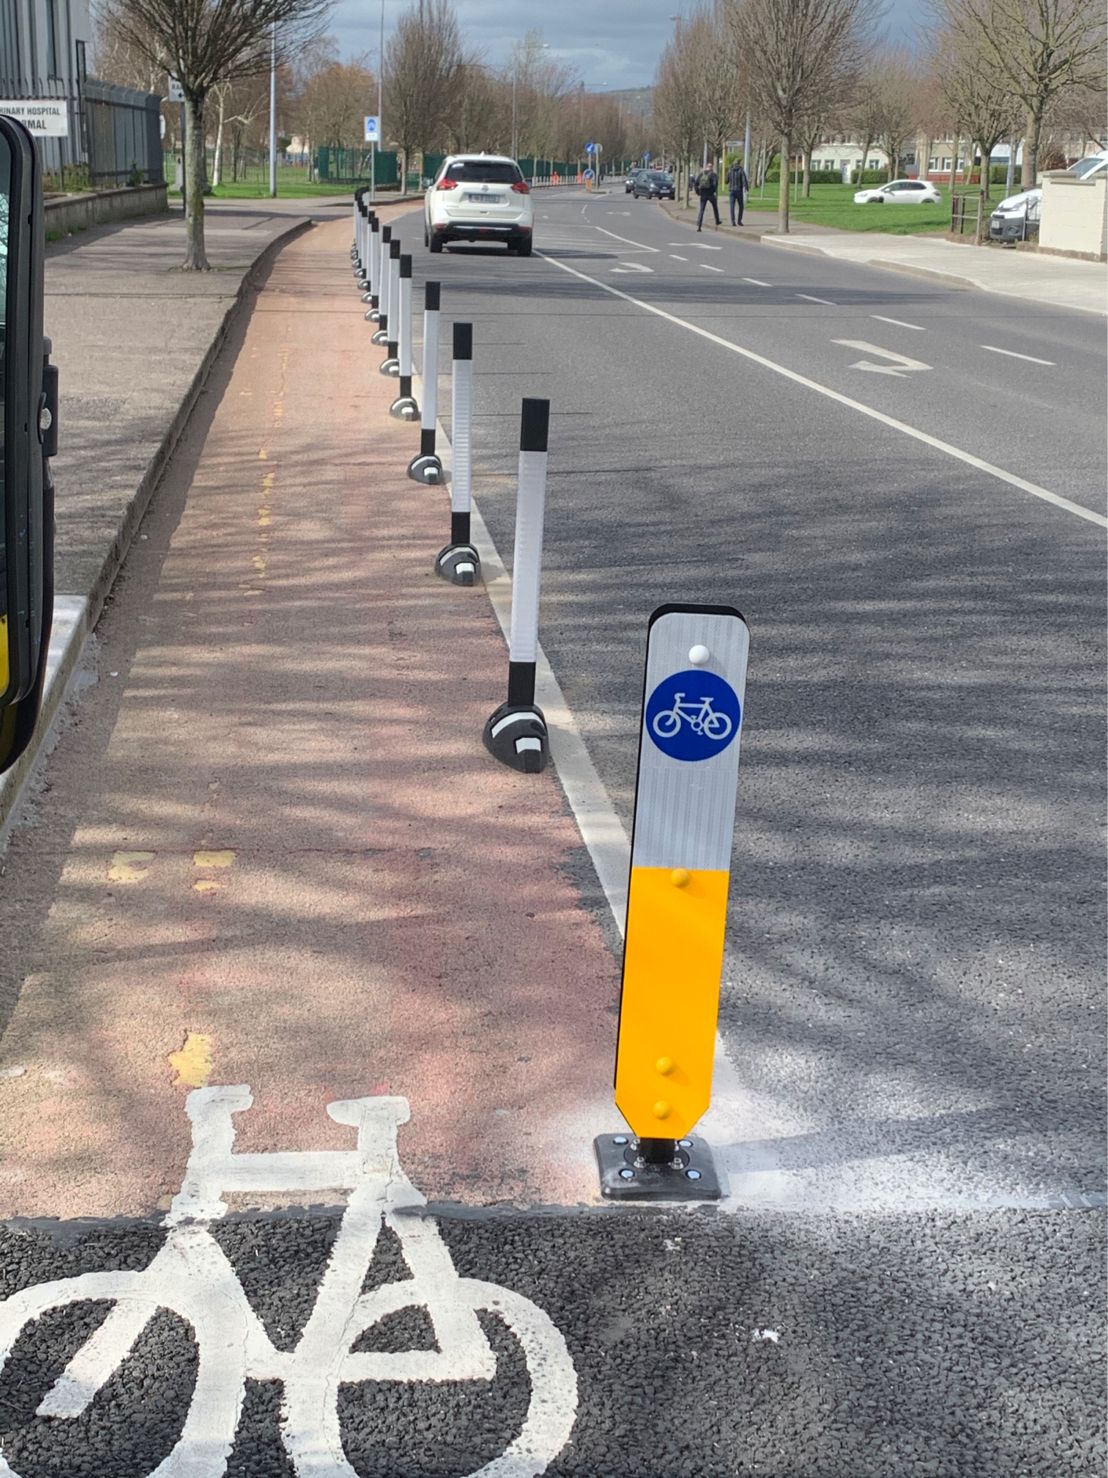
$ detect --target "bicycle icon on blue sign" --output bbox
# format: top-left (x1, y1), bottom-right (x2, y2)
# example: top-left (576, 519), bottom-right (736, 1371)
top-left (646, 669), bottom-right (741, 762)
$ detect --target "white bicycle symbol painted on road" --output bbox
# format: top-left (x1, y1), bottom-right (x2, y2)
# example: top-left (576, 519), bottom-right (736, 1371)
top-left (650, 693), bottom-right (733, 742)
top-left (0, 1087), bottom-right (578, 1477)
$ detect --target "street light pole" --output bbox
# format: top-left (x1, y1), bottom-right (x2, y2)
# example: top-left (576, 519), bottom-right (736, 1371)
top-left (371, 0), bottom-right (384, 202)
top-left (511, 71), bottom-right (517, 160)
top-left (268, 23), bottom-right (277, 197)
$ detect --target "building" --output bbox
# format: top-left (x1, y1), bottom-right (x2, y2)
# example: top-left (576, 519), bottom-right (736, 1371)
top-left (0, 0), bottom-right (162, 186)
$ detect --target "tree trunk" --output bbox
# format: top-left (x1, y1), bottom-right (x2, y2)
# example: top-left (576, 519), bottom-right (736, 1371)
top-left (183, 93), bottom-right (209, 270)
top-left (950, 133), bottom-right (959, 191)
top-left (778, 133), bottom-right (790, 233)
top-left (978, 138), bottom-right (990, 203)
top-left (211, 92), bottom-right (225, 190)
top-left (858, 136), bottom-right (873, 185)
top-left (1022, 103), bottom-right (1042, 189)
top-left (803, 145), bottom-right (812, 197)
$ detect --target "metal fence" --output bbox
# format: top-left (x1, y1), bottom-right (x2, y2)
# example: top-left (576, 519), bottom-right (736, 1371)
top-left (83, 81), bottom-right (163, 188)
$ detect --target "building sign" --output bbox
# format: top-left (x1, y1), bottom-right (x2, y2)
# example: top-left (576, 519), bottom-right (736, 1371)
top-left (0, 101), bottom-right (69, 137)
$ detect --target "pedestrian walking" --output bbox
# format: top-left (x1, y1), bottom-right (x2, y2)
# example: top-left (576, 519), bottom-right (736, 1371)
top-left (727, 158), bottom-right (749, 226)
top-left (695, 165), bottom-right (720, 231)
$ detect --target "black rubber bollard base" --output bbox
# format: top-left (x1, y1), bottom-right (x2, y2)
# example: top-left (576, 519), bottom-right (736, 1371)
top-left (482, 701), bottom-right (548, 774)
top-left (594, 1134), bottom-right (722, 1200)
top-left (408, 453), bottom-right (443, 484)
top-left (435, 541), bottom-right (480, 586)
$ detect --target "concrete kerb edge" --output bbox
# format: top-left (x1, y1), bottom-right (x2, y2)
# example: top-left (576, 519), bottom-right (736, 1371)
top-left (0, 216), bottom-right (315, 848)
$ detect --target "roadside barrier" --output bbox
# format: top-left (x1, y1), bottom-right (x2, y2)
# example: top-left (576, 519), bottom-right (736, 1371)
top-left (434, 323), bottom-right (480, 587)
top-left (363, 218), bottom-right (381, 314)
top-left (345, 189), bottom-right (748, 1191)
top-left (482, 398), bottom-right (551, 774)
top-left (369, 225), bottom-right (391, 329)
top-left (594, 604), bottom-right (749, 1200)
top-left (371, 234), bottom-right (394, 345)
top-left (408, 281), bottom-right (443, 484)
top-left (388, 256), bottom-right (418, 419)
top-left (380, 242), bottom-right (402, 372)
top-left (356, 204), bottom-right (373, 289)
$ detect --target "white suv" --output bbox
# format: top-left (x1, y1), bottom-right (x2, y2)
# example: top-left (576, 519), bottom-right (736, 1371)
top-left (424, 154), bottom-right (534, 255)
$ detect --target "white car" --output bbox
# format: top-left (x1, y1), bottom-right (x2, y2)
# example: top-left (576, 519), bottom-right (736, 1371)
top-left (853, 178), bottom-right (942, 205)
top-left (989, 187), bottom-right (1041, 242)
top-left (424, 154), bottom-right (534, 256)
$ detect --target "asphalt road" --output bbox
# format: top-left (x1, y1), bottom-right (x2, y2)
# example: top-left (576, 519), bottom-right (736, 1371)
top-left (0, 198), bottom-right (1103, 1478)
top-left (390, 190), bottom-right (1107, 1217)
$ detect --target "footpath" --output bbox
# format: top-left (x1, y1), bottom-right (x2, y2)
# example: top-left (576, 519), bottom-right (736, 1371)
top-left (662, 198), bottom-right (1108, 316)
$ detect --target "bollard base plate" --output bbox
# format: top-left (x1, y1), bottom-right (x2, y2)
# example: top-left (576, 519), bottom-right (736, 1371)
top-left (435, 542), bottom-right (480, 586)
top-left (408, 453), bottom-right (443, 484)
top-left (594, 1133), bottom-right (722, 1201)
top-left (390, 395), bottom-right (419, 420)
top-left (482, 702), bottom-right (549, 774)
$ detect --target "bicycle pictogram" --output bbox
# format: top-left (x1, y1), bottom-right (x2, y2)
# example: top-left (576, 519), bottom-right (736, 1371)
top-left (0, 1086), bottom-right (578, 1477)
top-left (650, 693), bottom-right (733, 742)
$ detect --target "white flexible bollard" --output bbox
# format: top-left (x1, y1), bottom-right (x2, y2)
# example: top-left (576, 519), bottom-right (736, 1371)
top-left (434, 323), bottom-right (480, 586)
top-left (364, 217), bottom-right (381, 313)
top-left (408, 280), bottom-right (443, 483)
top-left (482, 398), bottom-right (551, 773)
top-left (379, 242), bottom-right (401, 372)
top-left (369, 221), bottom-right (390, 323)
top-left (371, 232), bottom-right (395, 345)
top-left (389, 254), bottom-right (418, 415)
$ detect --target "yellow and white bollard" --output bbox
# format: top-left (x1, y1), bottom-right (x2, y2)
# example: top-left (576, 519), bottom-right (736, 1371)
top-left (596, 603), bottom-right (749, 1199)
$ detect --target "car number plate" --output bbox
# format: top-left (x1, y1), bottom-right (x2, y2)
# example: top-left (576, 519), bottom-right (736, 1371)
top-left (467, 191), bottom-right (503, 203)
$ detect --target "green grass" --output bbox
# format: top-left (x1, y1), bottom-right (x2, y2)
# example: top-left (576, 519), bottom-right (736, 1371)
top-left (746, 181), bottom-right (976, 235)
top-left (165, 165), bottom-right (382, 200)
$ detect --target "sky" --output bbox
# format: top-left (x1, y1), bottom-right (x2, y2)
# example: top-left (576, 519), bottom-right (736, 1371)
top-left (330, 0), bottom-right (919, 94)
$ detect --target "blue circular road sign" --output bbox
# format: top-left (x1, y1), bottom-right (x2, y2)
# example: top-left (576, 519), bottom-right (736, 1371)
top-left (645, 669), bottom-right (741, 762)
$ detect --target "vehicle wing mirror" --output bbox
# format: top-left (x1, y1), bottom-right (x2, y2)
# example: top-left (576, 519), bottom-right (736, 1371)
top-left (0, 113), bottom-right (55, 776)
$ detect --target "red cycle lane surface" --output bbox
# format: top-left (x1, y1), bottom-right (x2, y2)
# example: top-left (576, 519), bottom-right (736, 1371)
top-left (0, 218), bottom-right (621, 1220)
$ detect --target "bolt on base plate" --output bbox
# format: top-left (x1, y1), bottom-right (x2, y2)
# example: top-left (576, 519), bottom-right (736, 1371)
top-left (594, 1133), bottom-right (722, 1201)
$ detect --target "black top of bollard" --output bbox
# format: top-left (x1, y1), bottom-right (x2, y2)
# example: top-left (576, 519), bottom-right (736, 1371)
top-left (400, 255), bottom-right (412, 278)
top-left (453, 322), bottom-right (473, 360)
top-left (520, 398), bottom-right (550, 454)
top-left (425, 281), bottom-right (441, 311)
top-left (389, 239), bottom-right (401, 257)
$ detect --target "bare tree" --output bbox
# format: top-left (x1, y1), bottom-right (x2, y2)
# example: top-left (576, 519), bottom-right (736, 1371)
top-left (97, 0), bottom-right (331, 269)
top-left (934, 0), bottom-right (1106, 186)
top-left (727, 0), bottom-right (878, 232)
top-left (384, 0), bottom-right (464, 184)
top-left (653, 21), bottom-right (709, 205)
top-left (936, 26), bottom-right (1019, 199)
top-left (871, 53), bottom-right (921, 181)
top-left (296, 58), bottom-right (376, 153)
top-left (686, 4), bottom-right (743, 179)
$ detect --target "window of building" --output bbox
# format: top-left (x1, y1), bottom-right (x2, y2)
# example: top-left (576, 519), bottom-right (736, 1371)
top-left (46, 0), bottom-right (61, 76)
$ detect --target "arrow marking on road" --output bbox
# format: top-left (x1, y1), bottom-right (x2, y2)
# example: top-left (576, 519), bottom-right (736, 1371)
top-left (832, 340), bottom-right (931, 377)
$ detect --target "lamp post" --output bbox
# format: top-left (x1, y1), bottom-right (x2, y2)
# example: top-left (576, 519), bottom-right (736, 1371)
top-left (268, 23), bottom-right (277, 197)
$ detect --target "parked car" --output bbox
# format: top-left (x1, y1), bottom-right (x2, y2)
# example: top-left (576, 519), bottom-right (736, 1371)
top-left (1067, 150), bottom-right (1108, 180)
top-left (424, 154), bottom-right (534, 255)
top-left (853, 178), bottom-right (942, 204)
top-left (632, 170), bottom-right (676, 200)
top-left (989, 187), bottom-right (1041, 243)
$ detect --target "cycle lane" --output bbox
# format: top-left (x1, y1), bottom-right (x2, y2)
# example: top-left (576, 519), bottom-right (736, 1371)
top-left (0, 216), bottom-right (621, 1220)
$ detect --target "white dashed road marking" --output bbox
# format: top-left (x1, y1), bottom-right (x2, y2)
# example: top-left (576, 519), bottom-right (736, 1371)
top-left (797, 293), bottom-right (835, 305)
top-left (742, 277), bottom-right (770, 287)
top-left (982, 344), bottom-right (1056, 366)
top-left (700, 263), bottom-right (724, 273)
top-left (670, 254), bottom-right (688, 261)
top-left (535, 249), bottom-right (1107, 528)
top-left (872, 314), bottom-right (925, 331)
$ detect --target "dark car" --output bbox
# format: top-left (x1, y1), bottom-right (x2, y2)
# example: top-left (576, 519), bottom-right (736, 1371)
top-left (632, 170), bottom-right (675, 200)
top-left (624, 169), bottom-right (642, 193)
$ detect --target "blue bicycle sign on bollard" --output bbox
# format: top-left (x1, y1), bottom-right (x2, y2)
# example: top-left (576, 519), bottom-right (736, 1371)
top-left (645, 668), bottom-right (741, 762)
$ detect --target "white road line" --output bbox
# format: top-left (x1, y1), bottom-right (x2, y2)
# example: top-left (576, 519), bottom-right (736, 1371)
top-left (612, 261), bottom-right (653, 274)
top-left (688, 243), bottom-right (722, 250)
top-left (670, 253), bottom-right (688, 261)
top-left (594, 225), bottom-right (660, 253)
top-left (982, 344), bottom-right (1056, 366)
top-left (535, 249), bottom-right (1108, 530)
top-left (743, 277), bottom-right (770, 287)
top-left (700, 263), bottom-right (724, 273)
top-left (797, 293), bottom-right (835, 305)
top-left (872, 314), bottom-right (925, 331)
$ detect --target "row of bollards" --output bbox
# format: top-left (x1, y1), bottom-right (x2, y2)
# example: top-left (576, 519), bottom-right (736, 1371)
top-left (351, 187), bottom-right (551, 774)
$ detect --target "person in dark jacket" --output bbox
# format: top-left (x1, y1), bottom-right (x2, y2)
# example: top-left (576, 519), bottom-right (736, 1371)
top-left (695, 165), bottom-right (720, 230)
top-left (727, 159), bottom-right (749, 225)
